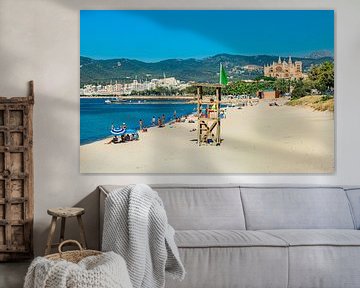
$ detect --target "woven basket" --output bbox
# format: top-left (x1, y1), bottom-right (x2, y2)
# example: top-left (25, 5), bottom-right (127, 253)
top-left (45, 240), bottom-right (102, 263)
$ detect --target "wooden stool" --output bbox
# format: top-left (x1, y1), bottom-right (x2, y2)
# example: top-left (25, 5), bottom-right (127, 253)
top-left (45, 207), bottom-right (87, 255)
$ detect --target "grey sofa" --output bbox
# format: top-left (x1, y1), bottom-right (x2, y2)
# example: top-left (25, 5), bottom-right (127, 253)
top-left (99, 185), bottom-right (360, 288)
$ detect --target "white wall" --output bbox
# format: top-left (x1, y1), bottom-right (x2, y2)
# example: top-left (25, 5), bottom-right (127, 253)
top-left (0, 0), bottom-right (359, 256)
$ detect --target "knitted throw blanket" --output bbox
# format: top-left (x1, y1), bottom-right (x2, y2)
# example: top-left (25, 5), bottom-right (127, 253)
top-left (24, 251), bottom-right (133, 288)
top-left (102, 184), bottom-right (185, 288)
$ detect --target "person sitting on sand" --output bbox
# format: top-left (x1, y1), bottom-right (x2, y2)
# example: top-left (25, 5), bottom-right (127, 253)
top-left (106, 135), bottom-right (119, 144)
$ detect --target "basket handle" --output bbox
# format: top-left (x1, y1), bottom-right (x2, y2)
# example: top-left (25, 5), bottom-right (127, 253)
top-left (58, 240), bottom-right (83, 255)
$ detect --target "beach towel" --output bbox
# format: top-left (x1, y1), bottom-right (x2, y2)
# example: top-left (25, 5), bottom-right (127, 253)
top-left (23, 251), bottom-right (132, 288)
top-left (102, 184), bottom-right (185, 288)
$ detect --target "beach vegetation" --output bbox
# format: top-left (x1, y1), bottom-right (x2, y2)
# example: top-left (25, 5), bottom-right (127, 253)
top-left (308, 61), bottom-right (334, 93)
top-left (222, 80), bottom-right (275, 96)
top-left (290, 61), bottom-right (334, 99)
top-left (286, 95), bottom-right (334, 112)
top-left (274, 79), bottom-right (290, 94)
top-left (291, 80), bottom-right (312, 99)
top-left (255, 76), bottom-right (276, 81)
top-left (130, 86), bottom-right (181, 96)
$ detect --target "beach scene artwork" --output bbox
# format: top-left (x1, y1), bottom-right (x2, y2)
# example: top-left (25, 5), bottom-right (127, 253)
top-left (80, 10), bottom-right (334, 173)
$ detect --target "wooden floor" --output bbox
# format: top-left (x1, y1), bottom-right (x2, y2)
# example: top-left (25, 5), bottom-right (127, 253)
top-left (0, 261), bottom-right (30, 288)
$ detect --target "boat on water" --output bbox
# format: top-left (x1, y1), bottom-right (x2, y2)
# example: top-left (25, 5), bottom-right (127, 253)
top-left (105, 98), bottom-right (126, 104)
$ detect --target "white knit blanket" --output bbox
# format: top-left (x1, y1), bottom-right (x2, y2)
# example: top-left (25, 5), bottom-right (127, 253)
top-left (102, 184), bottom-right (185, 288)
top-left (24, 251), bottom-right (132, 288)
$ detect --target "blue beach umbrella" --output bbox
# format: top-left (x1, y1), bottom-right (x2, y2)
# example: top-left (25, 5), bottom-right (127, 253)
top-left (110, 127), bottom-right (126, 136)
top-left (124, 129), bottom-right (138, 134)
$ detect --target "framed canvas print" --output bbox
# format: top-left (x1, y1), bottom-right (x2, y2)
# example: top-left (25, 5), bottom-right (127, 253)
top-left (80, 10), bottom-right (334, 174)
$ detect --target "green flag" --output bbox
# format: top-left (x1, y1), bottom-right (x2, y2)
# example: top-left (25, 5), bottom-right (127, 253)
top-left (219, 63), bottom-right (228, 85)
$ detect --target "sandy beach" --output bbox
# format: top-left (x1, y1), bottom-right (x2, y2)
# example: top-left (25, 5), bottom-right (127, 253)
top-left (80, 100), bottom-right (334, 173)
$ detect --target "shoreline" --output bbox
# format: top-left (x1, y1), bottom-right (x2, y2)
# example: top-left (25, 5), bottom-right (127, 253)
top-left (80, 111), bottom-right (198, 147)
top-left (80, 99), bottom-right (334, 173)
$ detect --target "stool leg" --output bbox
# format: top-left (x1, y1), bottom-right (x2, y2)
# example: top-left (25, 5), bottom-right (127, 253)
top-left (60, 217), bottom-right (66, 243)
top-left (77, 215), bottom-right (87, 249)
top-left (45, 216), bottom-right (57, 255)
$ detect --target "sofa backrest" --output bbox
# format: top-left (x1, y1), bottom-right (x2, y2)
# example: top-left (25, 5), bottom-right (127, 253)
top-left (240, 187), bottom-right (355, 230)
top-left (153, 185), bottom-right (246, 230)
top-left (100, 185), bottom-right (358, 232)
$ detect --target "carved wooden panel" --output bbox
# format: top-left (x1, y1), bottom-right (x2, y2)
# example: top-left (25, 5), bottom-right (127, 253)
top-left (0, 81), bottom-right (34, 261)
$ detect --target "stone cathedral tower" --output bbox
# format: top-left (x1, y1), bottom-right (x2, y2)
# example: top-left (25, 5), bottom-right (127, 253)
top-left (263, 57), bottom-right (306, 79)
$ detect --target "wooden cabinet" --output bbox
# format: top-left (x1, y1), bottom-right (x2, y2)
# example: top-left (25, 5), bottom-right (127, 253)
top-left (0, 81), bottom-right (34, 261)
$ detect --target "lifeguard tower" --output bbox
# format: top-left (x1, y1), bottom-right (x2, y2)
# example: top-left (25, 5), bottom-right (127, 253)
top-left (194, 83), bottom-right (223, 146)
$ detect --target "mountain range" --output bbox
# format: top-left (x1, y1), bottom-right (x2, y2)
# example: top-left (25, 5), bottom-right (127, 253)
top-left (80, 53), bottom-right (333, 85)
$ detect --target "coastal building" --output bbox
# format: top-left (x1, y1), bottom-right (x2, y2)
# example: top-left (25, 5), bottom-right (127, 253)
top-left (80, 76), bottom-right (188, 96)
top-left (257, 89), bottom-right (280, 100)
top-left (243, 65), bottom-right (262, 71)
top-left (263, 57), bottom-right (306, 79)
top-left (149, 77), bottom-right (180, 89)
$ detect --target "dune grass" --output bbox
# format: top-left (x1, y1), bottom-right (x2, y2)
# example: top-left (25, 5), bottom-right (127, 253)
top-left (286, 95), bottom-right (334, 112)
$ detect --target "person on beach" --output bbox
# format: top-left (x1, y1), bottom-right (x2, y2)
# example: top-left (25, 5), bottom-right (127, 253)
top-left (173, 110), bottom-right (177, 120)
top-left (158, 117), bottom-right (165, 128)
top-left (152, 116), bottom-right (156, 126)
top-left (162, 114), bottom-right (166, 124)
top-left (208, 98), bottom-right (217, 118)
top-left (106, 135), bottom-right (119, 144)
top-left (139, 119), bottom-right (143, 131)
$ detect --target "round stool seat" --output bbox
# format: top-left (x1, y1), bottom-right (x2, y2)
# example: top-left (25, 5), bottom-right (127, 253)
top-left (47, 207), bottom-right (85, 218)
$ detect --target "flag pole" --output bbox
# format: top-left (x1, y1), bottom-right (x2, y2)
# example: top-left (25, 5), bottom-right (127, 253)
top-left (219, 62), bottom-right (222, 84)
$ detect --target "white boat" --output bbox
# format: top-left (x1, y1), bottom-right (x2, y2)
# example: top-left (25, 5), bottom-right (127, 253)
top-left (105, 98), bottom-right (126, 104)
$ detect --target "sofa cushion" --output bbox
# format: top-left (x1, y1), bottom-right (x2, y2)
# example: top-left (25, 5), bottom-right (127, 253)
top-left (287, 246), bottom-right (360, 288)
top-left (262, 229), bottom-right (360, 246)
top-left (241, 187), bottom-right (355, 230)
top-left (261, 230), bottom-right (360, 287)
top-left (175, 230), bottom-right (288, 248)
top-left (345, 188), bottom-right (360, 229)
top-left (154, 186), bottom-right (246, 230)
top-left (165, 246), bottom-right (288, 288)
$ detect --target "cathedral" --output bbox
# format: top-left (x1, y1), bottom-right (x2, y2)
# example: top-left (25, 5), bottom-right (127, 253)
top-left (263, 57), bottom-right (306, 79)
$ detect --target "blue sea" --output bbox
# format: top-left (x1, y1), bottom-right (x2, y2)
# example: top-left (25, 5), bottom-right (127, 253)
top-left (80, 98), bottom-right (197, 145)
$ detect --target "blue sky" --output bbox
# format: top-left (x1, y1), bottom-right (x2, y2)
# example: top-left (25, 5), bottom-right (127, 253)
top-left (80, 10), bottom-right (334, 62)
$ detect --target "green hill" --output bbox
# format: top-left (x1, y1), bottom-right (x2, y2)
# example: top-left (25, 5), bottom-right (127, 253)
top-left (80, 54), bottom-right (333, 86)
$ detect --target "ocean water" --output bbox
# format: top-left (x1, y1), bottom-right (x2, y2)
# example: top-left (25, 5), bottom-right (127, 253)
top-left (80, 98), bottom-right (197, 145)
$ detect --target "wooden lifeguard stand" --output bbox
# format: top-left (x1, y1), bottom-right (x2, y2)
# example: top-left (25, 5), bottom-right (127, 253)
top-left (194, 83), bottom-right (223, 146)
